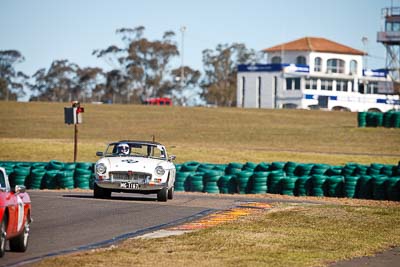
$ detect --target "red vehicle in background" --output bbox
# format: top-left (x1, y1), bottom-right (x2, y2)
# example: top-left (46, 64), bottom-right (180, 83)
top-left (143, 97), bottom-right (172, 106)
top-left (0, 167), bottom-right (32, 257)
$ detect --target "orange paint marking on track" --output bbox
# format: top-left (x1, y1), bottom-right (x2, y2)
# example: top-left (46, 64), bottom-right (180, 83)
top-left (170, 202), bottom-right (272, 231)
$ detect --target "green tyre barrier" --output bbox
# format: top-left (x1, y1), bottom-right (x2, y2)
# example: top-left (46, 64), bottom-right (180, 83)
top-left (356, 175), bottom-right (373, 199)
top-left (343, 176), bottom-right (359, 198)
top-left (268, 170), bottom-right (285, 194)
top-left (47, 160), bottom-right (64, 170)
top-left (189, 174), bottom-right (204, 192)
top-left (326, 176), bottom-right (344, 197)
top-left (357, 112), bottom-right (367, 127)
top-left (235, 171), bottom-right (253, 194)
top-left (311, 174), bottom-right (327, 197)
top-left (43, 170), bottom-right (59, 189)
top-left (371, 175), bottom-right (388, 200)
top-left (29, 168), bottom-right (46, 189)
top-left (74, 168), bottom-right (92, 189)
top-left (295, 176), bottom-right (311, 196)
top-left (280, 177), bottom-right (297, 196)
top-left (386, 177), bottom-right (400, 201)
top-left (56, 170), bottom-right (74, 189)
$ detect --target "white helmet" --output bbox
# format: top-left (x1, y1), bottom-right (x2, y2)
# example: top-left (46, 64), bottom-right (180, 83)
top-left (117, 143), bottom-right (130, 155)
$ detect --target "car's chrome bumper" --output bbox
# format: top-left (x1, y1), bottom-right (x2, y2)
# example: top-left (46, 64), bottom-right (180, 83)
top-left (95, 180), bottom-right (166, 191)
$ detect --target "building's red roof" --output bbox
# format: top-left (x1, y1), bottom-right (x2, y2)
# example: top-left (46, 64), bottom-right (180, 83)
top-left (263, 37), bottom-right (365, 55)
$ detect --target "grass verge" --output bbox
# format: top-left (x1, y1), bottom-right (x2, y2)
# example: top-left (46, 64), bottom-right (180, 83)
top-left (33, 201), bottom-right (400, 267)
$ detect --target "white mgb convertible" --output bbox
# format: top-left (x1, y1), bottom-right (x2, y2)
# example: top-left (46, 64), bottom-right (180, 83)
top-left (94, 140), bottom-right (176, 202)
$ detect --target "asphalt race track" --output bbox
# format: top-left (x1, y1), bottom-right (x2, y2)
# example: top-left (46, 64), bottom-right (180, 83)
top-left (1, 190), bottom-right (291, 267)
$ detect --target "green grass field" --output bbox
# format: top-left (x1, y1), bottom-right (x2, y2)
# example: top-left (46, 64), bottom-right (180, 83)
top-left (1, 101), bottom-right (400, 267)
top-left (0, 101), bottom-right (399, 165)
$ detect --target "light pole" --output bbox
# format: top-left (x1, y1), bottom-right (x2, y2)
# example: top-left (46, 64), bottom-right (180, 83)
top-left (180, 26), bottom-right (186, 88)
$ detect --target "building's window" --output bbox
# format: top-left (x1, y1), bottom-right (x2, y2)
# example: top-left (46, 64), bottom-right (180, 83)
top-left (296, 56), bottom-right (306, 65)
top-left (327, 80), bottom-right (333, 91)
top-left (286, 78), bottom-right (301, 90)
top-left (327, 58), bottom-right (345, 73)
top-left (350, 60), bottom-right (358, 75)
top-left (336, 80), bottom-right (348, 92)
top-left (271, 56), bottom-right (281, 64)
top-left (257, 76), bottom-right (262, 108)
top-left (387, 21), bottom-right (400, 32)
top-left (305, 78), bottom-right (318, 90)
top-left (242, 76), bottom-right (245, 107)
top-left (366, 82), bottom-right (378, 94)
top-left (321, 79), bottom-right (327, 90)
top-left (314, 57), bottom-right (322, 72)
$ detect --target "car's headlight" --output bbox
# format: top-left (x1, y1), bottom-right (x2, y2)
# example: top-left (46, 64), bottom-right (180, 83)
top-left (96, 163), bottom-right (107, 174)
top-left (155, 166), bottom-right (165, 176)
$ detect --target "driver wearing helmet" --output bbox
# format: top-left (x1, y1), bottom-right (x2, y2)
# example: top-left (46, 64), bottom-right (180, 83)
top-left (117, 143), bottom-right (130, 156)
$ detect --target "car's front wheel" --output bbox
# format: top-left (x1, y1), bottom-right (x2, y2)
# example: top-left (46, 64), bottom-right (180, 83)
top-left (9, 216), bottom-right (30, 252)
top-left (93, 183), bottom-right (111, 199)
top-left (157, 187), bottom-right (168, 202)
top-left (0, 217), bottom-right (6, 257)
top-left (168, 187), bottom-right (174, 200)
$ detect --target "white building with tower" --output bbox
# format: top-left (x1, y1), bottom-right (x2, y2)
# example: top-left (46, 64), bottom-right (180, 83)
top-left (237, 36), bottom-right (399, 112)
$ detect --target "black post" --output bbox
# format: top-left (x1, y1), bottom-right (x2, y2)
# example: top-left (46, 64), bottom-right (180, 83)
top-left (74, 123), bottom-right (78, 162)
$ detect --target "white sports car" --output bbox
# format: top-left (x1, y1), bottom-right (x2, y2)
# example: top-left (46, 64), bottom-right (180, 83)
top-left (94, 140), bottom-right (176, 202)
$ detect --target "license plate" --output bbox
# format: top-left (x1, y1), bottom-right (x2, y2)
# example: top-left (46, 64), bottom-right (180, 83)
top-left (120, 182), bottom-right (140, 189)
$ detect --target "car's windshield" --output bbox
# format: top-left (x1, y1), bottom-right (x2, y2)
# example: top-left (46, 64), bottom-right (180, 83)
top-left (104, 143), bottom-right (166, 159)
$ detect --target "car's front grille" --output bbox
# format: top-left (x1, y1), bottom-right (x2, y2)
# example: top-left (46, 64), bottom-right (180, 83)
top-left (110, 171), bottom-right (151, 184)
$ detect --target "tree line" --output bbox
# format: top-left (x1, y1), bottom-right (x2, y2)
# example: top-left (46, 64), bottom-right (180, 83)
top-left (0, 26), bottom-right (260, 106)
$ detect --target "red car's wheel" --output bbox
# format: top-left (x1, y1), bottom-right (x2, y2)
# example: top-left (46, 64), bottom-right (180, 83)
top-left (0, 217), bottom-right (6, 257)
top-left (9, 217), bottom-right (30, 252)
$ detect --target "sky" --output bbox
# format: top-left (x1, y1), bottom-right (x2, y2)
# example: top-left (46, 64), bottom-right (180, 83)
top-left (0, 0), bottom-right (394, 90)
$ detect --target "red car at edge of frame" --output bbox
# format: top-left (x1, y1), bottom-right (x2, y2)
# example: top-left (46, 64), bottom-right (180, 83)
top-left (0, 167), bottom-right (32, 257)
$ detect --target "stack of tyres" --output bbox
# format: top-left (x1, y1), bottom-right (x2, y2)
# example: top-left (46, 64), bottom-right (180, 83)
top-left (343, 176), bottom-right (359, 198)
top-left (235, 171), bottom-right (253, 194)
top-left (181, 161), bottom-right (200, 172)
top-left (354, 165), bottom-right (368, 176)
top-left (392, 112), bottom-right (400, 128)
top-left (242, 162), bottom-right (257, 171)
top-left (369, 163), bottom-right (384, 176)
top-left (326, 166), bottom-right (343, 176)
top-left (284, 162), bottom-right (297, 176)
top-left (203, 170), bottom-right (223, 194)
top-left (342, 164), bottom-right (357, 176)
top-left (270, 162), bottom-right (285, 171)
top-left (74, 168), bottom-right (91, 189)
top-left (217, 175), bottom-right (233, 194)
top-left (43, 170), bottom-right (59, 189)
top-left (311, 174), bottom-right (327, 197)
top-left (47, 160), bottom-right (64, 171)
top-left (356, 175), bottom-right (373, 199)
top-left (189, 174), bottom-right (204, 192)
top-left (56, 169), bottom-right (74, 189)
top-left (255, 162), bottom-right (270, 172)
top-left (383, 112), bottom-right (393, 128)
top-left (10, 163), bottom-right (31, 187)
top-left (295, 176), bottom-right (311, 196)
top-left (295, 164), bottom-right (313, 176)
top-left (326, 176), bottom-right (344, 197)
top-left (174, 172), bottom-right (191, 192)
top-left (311, 164), bottom-right (330, 175)
top-left (280, 176), bottom-right (297, 196)
top-left (381, 165), bottom-right (395, 177)
top-left (386, 177), bottom-right (400, 201)
top-left (372, 175), bottom-right (388, 200)
top-left (268, 170), bottom-right (285, 194)
top-left (249, 172), bottom-right (269, 194)
top-left (29, 168), bottom-right (46, 189)
top-left (357, 112), bottom-right (367, 127)
top-left (225, 162), bottom-right (243, 175)
top-left (366, 112), bottom-right (383, 127)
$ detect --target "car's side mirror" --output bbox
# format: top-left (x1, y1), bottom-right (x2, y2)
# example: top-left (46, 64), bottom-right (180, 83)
top-left (14, 185), bottom-right (26, 194)
top-left (169, 155), bottom-right (176, 161)
top-left (96, 151), bottom-right (104, 157)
